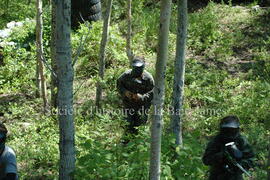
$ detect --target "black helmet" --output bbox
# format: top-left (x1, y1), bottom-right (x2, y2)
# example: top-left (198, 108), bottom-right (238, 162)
top-left (132, 58), bottom-right (145, 68)
top-left (131, 58), bottom-right (145, 78)
top-left (0, 123), bottom-right (7, 135)
top-left (220, 115), bottom-right (240, 128)
top-left (0, 123), bottom-right (7, 147)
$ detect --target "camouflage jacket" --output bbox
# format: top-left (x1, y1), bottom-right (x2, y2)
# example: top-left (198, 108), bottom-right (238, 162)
top-left (202, 134), bottom-right (255, 180)
top-left (117, 69), bottom-right (154, 108)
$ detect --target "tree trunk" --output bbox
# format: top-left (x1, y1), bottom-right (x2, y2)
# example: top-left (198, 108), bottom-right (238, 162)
top-left (54, 0), bottom-right (75, 179)
top-left (170, 0), bottom-right (187, 146)
top-left (36, 62), bottom-right (41, 97)
top-left (95, 0), bottom-right (113, 108)
top-left (149, 0), bottom-right (172, 179)
top-left (126, 0), bottom-right (133, 64)
top-left (36, 0), bottom-right (48, 111)
top-left (51, 0), bottom-right (58, 109)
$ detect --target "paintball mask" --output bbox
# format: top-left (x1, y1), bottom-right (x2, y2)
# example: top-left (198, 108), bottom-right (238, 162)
top-left (131, 58), bottom-right (145, 78)
top-left (220, 127), bottom-right (239, 140)
top-left (220, 116), bottom-right (240, 141)
top-left (0, 133), bottom-right (6, 151)
top-left (0, 124), bottom-right (7, 151)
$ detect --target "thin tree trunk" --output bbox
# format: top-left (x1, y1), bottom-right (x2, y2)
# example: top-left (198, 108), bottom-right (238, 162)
top-left (170, 0), bottom-right (188, 146)
top-left (149, 0), bottom-right (172, 179)
top-left (36, 0), bottom-right (48, 111)
top-left (35, 2), bottom-right (42, 99)
top-left (54, 0), bottom-right (75, 179)
top-left (51, 0), bottom-right (58, 109)
top-left (126, 0), bottom-right (133, 64)
top-left (36, 62), bottom-right (41, 97)
top-left (95, 0), bottom-right (113, 108)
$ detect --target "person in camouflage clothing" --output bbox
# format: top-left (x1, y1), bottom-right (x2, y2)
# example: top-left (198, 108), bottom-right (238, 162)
top-left (202, 115), bottom-right (255, 180)
top-left (117, 57), bottom-right (154, 134)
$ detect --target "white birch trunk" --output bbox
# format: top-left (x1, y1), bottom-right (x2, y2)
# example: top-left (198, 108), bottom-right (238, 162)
top-left (126, 0), bottom-right (133, 64)
top-left (95, 0), bottom-right (113, 108)
top-left (149, 0), bottom-right (172, 179)
top-left (170, 0), bottom-right (188, 146)
top-left (51, 0), bottom-right (58, 109)
top-left (54, 0), bottom-right (75, 179)
top-left (35, 62), bottom-right (41, 97)
top-left (36, 0), bottom-right (48, 111)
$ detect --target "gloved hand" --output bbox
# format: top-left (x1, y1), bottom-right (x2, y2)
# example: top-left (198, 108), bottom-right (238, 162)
top-left (125, 92), bottom-right (142, 102)
top-left (133, 93), bottom-right (143, 101)
top-left (142, 93), bottom-right (150, 100)
top-left (125, 91), bottom-right (135, 100)
top-left (125, 91), bottom-right (150, 102)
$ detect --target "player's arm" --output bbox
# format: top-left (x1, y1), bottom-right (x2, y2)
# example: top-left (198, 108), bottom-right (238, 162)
top-left (5, 173), bottom-right (17, 180)
top-left (5, 151), bottom-right (18, 180)
top-left (146, 73), bottom-right (155, 93)
top-left (202, 139), bottom-right (225, 166)
top-left (239, 137), bottom-right (255, 169)
top-left (117, 73), bottom-right (131, 97)
top-left (141, 73), bottom-right (155, 101)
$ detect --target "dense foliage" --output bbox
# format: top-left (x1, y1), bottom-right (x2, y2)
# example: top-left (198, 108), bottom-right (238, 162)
top-left (0, 0), bottom-right (269, 179)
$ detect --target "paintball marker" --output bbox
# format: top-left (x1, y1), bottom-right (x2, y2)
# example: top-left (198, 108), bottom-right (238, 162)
top-left (224, 142), bottom-right (252, 177)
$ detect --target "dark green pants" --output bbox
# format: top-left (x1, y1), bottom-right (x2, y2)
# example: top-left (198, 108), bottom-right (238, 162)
top-left (124, 106), bottom-right (149, 134)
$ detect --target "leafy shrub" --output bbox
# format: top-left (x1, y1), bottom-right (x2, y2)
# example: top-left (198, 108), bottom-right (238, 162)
top-left (0, 46), bottom-right (36, 94)
top-left (0, 0), bottom-right (36, 29)
top-left (73, 22), bottom-right (127, 78)
top-left (188, 2), bottom-right (222, 54)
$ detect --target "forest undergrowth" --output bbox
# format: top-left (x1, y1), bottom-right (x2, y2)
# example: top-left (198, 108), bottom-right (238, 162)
top-left (0, 1), bottom-right (269, 179)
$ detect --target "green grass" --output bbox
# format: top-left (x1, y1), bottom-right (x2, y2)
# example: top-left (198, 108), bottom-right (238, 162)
top-left (0, 1), bottom-right (269, 179)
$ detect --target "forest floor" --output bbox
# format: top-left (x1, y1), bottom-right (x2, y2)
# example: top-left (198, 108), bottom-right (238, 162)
top-left (0, 1), bottom-right (269, 179)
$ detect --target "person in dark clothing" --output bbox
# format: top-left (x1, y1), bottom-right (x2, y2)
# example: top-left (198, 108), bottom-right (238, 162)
top-left (0, 123), bottom-right (18, 180)
top-left (202, 115), bottom-right (254, 180)
top-left (117, 57), bottom-right (154, 134)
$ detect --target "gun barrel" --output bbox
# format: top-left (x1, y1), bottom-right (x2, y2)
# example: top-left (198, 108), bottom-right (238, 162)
top-left (225, 151), bottom-right (252, 177)
top-left (235, 162), bottom-right (252, 177)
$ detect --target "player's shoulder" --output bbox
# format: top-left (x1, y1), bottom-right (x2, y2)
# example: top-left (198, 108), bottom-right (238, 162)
top-left (120, 69), bottom-right (132, 77)
top-left (207, 134), bottom-right (222, 145)
top-left (3, 146), bottom-right (16, 157)
top-left (236, 134), bottom-right (250, 145)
